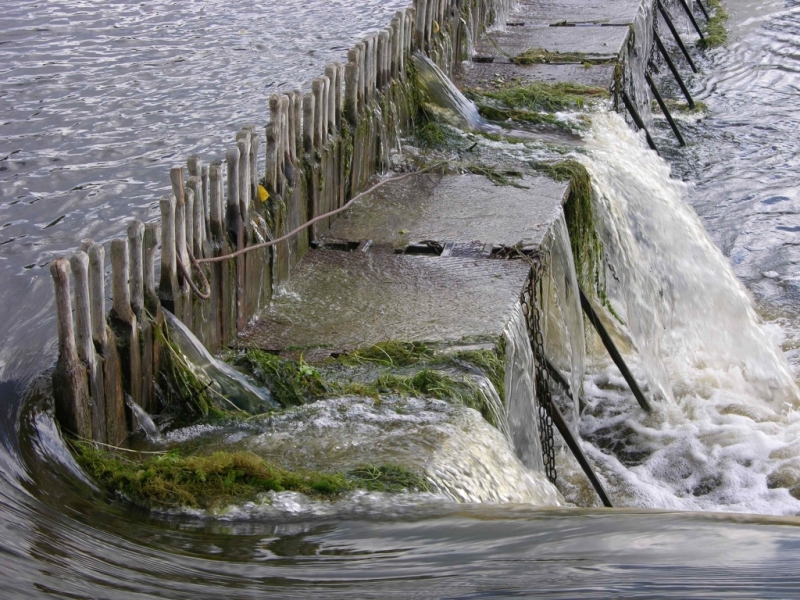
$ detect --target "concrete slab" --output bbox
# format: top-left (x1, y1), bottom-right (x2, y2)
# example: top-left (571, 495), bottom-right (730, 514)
top-left (475, 25), bottom-right (629, 63)
top-left (322, 173), bottom-right (567, 251)
top-left (457, 62), bottom-right (617, 91)
top-left (236, 250), bottom-right (531, 355)
top-left (512, 0), bottom-right (642, 25)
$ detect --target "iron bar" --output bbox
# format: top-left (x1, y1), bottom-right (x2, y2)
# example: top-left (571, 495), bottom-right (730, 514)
top-left (678, 0), bottom-right (705, 40)
top-left (621, 91), bottom-right (660, 154)
top-left (645, 72), bottom-right (686, 146)
top-left (657, 0), bottom-right (698, 73)
top-left (579, 287), bottom-right (652, 412)
top-left (654, 30), bottom-right (696, 108)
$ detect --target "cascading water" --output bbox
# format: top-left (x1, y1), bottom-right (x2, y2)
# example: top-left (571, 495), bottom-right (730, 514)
top-left (567, 112), bottom-right (800, 514)
top-left (502, 303), bottom-right (545, 473)
top-left (542, 214), bottom-right (586, 423)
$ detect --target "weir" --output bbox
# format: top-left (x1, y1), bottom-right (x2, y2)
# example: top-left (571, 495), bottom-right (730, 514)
top-left (44, 0), bottom-right (731, 509)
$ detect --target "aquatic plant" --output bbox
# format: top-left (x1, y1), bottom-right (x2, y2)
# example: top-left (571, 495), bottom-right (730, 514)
top-left (227, 349), bottom-right (328, 408)
top-left (466, 81), bottom-right (609, 113)
top-left (700, 0), bottom-right (729, 48)
top-left (73, 442), bottom-right (430, 510)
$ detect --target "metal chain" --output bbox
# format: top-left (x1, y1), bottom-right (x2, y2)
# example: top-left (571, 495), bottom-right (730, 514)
top-left (521, 253), bottom-right (557, 485)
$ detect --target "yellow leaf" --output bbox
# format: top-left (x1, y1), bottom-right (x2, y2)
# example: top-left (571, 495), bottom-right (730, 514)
top-left (433, 20), bottom-right (440, 34)
top-left (258, 184), bottom-right (269, 202)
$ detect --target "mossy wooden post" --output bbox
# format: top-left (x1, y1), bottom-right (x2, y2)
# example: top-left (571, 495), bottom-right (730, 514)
top-left (406, 8), bottom-right (415, 59)
top-left (110, 238), bottom-right (142, 413)
top-left (354, 42), bottom-right (366, 113)
top-left (321, 76), bottom-right (331, 143)
top-left (142, 222), bottom-right (160, 412)
top-left (425, 0), bottom-right (436, 51)
top-left (416, 0), bottom-right (428, 51)
top-left (50, 258), bottom-right (92, 439)
top-left (345, 62), bottom-right (359, 127)
top-left (236, 133), bottom-right (251, 228)
top-left (312, 77), bottom-right (325, 151)
top-left (245, 126), bottom-right (259, 205)
top-left (225, 145), bottom-right (245, 333)
top-left (158, 194), bottom-right (179, 315)
top-left (171, 167), bottom-right (191, 324)
top-left (379, 31), bottom-right (390, 90)
top-left (390, 18), bottom-right (400, 79)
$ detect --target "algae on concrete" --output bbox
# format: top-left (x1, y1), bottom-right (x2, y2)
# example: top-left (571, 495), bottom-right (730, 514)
top-left (700, 0), bottom-right (729, 48)
top-left (73, 442), bottom-right (430, 510)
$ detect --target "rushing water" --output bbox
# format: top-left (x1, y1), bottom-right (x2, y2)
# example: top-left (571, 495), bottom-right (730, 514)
top-left (4, 0), bottom-right (800, 595)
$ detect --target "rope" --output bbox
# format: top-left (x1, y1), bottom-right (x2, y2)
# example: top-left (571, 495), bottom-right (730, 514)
top-left (195, 162), bottom-right (447, 265)
top-left (177, 252), bottom-right (211, 300)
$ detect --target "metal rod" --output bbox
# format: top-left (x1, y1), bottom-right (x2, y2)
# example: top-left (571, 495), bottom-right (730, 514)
top-left (545, 391), bottom-right (613, 508)
top-left (677, 0), bottom-right (705, 40)
top-left (654, 30), bottom-right (696, 108)
top-left (696, 0), bottom-right (711, 20)
top-left (543, 356), bottom-right (587, 412)
top-left (579, 287), bottom-right (652, 412)
top-left (645, 72), bottom-right (686, 146)
top-left (657, 0), bottom-right (698, 73)
top-left (621, 91), bottom-right (659, 154)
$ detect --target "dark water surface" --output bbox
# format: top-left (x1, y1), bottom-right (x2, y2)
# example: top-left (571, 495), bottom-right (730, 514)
top-left (3, 0), bottom-right (800, 596)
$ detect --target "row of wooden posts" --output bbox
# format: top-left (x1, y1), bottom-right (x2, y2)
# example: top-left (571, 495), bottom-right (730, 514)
top-left (49, 0), bottom-right (516, 443)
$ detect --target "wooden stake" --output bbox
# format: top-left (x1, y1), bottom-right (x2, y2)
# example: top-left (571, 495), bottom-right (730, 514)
top-left (50, 258), bottom-right (92, 439)
top-left (127, 219), bottom-right (144, 319)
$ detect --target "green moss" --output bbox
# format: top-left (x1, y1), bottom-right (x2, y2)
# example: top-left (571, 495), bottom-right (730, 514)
top-left (73, 442), bottom-right (429, 510)
top-left (655, 99), bottom-right (708, 114)
top-left (464, 164), bottom-right (527, 187)
top-left (228, 349), bottom-right (328, 408)
top-left (533, 161), bottom-right (604, 297)
top-left (154, 319), bottom-right (221, 420)
top-left (466, 81), bottom-right (609, 113)
top-left (512, 48), bottom-right (615, 66)
top-left (700, 0), bottom-right (729, 48)
top-left (452, 349), bottom-right (506, 402)
top-left (339, 341), bottom-right (435, 368)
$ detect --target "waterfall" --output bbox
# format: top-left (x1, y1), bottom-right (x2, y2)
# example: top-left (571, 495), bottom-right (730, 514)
top-left (503, 303), bottom-right (544, 472)
top-left (567, 113), bottom-right (800, 513)
top-left (580, 113), bottom-right (799, 407)
top-left (543, 213), bottom-right (586, 423)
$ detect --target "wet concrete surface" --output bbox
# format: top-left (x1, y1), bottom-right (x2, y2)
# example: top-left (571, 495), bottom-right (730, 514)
top-left (237, 250), bottom-right (531, 357)
top-left (457, 62), bottom-right (617, 91)
top-left (475, 25), bottom-right (629, 62)
top-left (322, 173), bottom-right (568, 251)
top-left (512, 0), bottom-right (643, 26)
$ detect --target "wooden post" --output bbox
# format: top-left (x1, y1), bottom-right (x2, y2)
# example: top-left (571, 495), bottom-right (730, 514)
top-left (236, 133), bottom-right (251, 227)
top-left (184, 186), bottom-right (195, 265)
top-left (321, 76), bottom-right (331, 142)
top-left (70, 251), bottom-right (105, 443)
top-left (303, 94), bottom-right (315, 156)
top-left (265, 122), bottom-right (278, 195)
top-left (292, 90), bottom-right (303, 162)
top-left (187, 177), bottom-right (204, 257)
top-left (226, 146), bottom-right (241, 245)
top-left (426, 0), bottom-right (436, 51)
top-left (249, 130), bottom-right (260, 207)
top-left (127, 219), bottom-right (144, 319)
top-left (416, 0), bottom-right (428, 51)
top-left (208, 161), bottom-right (224, 241)
top-left (279, 95), bottom-right (291, 182)
top-left (158, 194), bottom-right (179, 313)
top-left (325, 65), bottom-right (337, 134)
top-left (363, 37), bottom-right (374, 101)
top-left (143, 222), bottom-right (160, 301)
top-left (379, 31), bottom-right (390, 89)
top-left (87, 243), bottom-right (106, 348)
top-left (110, 238), bottom-right (142, 410)
top-left (312, 79), bottom-right (324, 151)
top-left (406, 8), bottom-right (415, 57)
top-left (354, 42), bottom-right (366, 111)
top-left (50, 258), bottom-right (92, 439)
top-left (187, 156), bottom-right (205, 247)
top-left (345, 62), bottom-right (359, 127)
top-left (201, 164), bottom-right (210, 239)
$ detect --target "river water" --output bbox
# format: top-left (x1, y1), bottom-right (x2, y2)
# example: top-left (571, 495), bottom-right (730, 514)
top-left (3, 0), bottom-right (800, 596)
